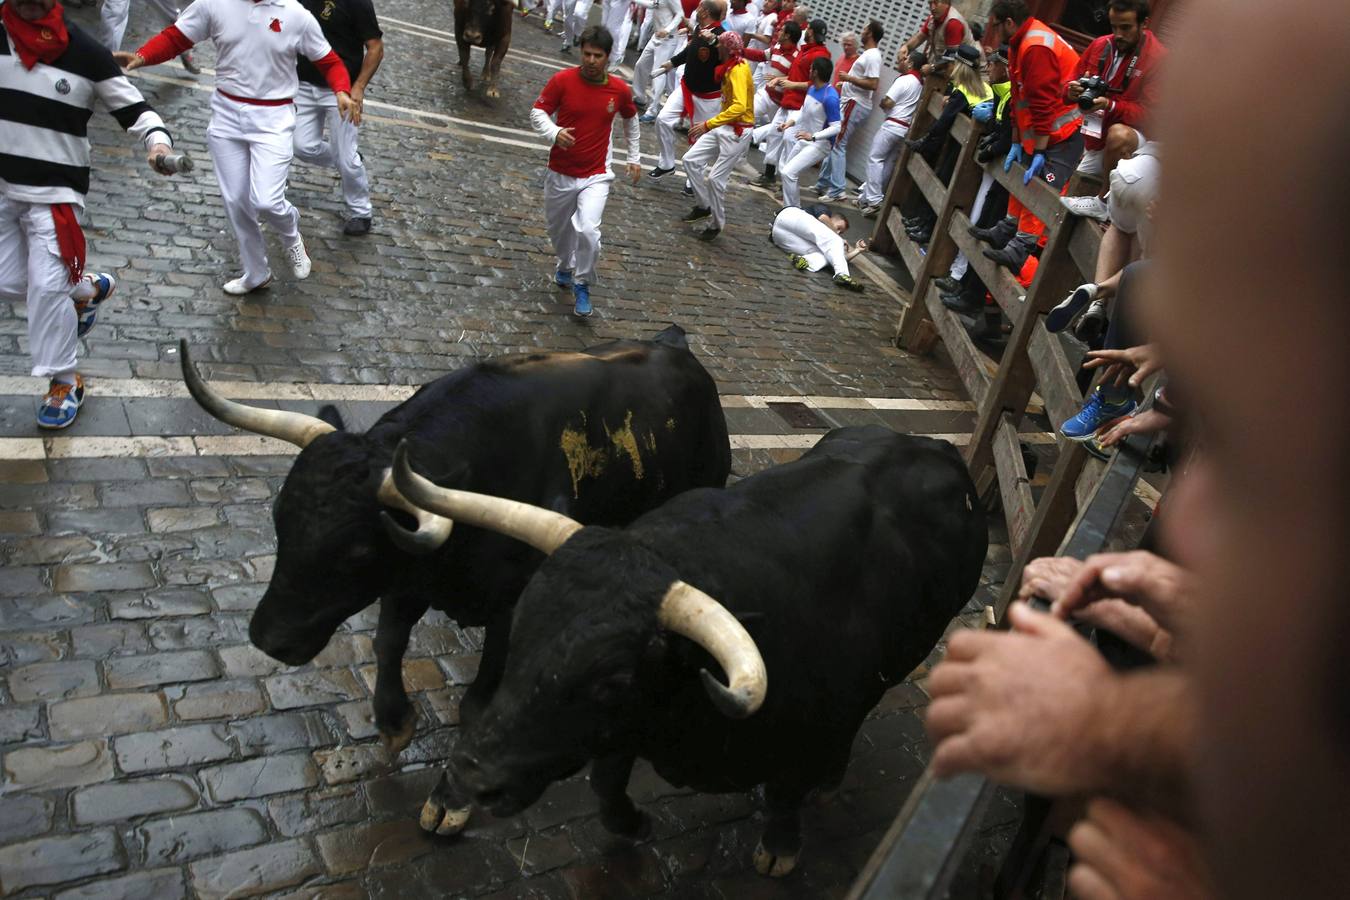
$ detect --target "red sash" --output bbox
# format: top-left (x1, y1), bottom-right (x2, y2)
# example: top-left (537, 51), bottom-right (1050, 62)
top-left (49, 205), bottom-right (85, 284)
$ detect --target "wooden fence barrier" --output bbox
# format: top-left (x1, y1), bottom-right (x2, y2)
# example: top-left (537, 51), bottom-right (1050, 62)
top-left (868, 76), bottom-right (1111, 620)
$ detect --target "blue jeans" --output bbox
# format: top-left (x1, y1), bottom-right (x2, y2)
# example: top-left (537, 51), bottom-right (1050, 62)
top-left (814, 143), bottom-right (848, 194)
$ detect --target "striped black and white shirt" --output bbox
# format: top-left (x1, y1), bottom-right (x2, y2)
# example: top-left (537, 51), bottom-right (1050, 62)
top-left (0, 14), bottom-right (172, 208)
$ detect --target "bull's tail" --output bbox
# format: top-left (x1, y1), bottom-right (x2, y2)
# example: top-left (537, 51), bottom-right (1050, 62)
top-left (651, 323), bottom-right (688, 349)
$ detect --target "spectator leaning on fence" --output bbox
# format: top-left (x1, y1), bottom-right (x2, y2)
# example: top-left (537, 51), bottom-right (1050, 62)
top-left (1060, 0), bottom-right (1168, 222)
top-left (976, 0), bottom-right (1084, 275)
top-left (903, 0), bottom-right (972, 75)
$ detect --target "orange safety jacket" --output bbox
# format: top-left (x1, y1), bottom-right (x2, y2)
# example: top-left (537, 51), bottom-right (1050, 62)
top-left (1009, 17), bottom-right (1082, 153)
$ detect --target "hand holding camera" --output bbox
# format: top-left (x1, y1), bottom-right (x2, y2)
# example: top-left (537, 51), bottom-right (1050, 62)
top-left (1075, 75), bottom-right (1111, 111)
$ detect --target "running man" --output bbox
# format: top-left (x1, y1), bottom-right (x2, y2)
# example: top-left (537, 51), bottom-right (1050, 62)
top-left (770, 205), bottom-right (866, 291)
top-left (119, 0), bottom-right (355, 295)
top-left (529, 25), bottom-right (641, 317)
top-left (680, 30), bottom-right (753, 239)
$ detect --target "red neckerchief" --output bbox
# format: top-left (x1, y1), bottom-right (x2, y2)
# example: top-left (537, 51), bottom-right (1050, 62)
top-left (713, 53), bottom-right (743, 84)
top-left (2, 0), bottom-right (70, 70)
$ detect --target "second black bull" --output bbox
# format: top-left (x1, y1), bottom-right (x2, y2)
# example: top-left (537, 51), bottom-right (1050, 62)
top-left (180, 325), bottom-right (730, 753)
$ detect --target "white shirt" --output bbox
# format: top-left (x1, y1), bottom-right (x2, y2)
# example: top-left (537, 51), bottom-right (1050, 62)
top-left (725, 8), bottom-right (758, 39)
top-left (633, 0), bottom-right (685, 39)
top-left (749, 11), bottom-right (776, 50)
top-left (840, 46), bottom-right (881, 108)
top-left (883, 71), bottom-right (923, 124)
top-left (175, 0), bottom-right (334, 100)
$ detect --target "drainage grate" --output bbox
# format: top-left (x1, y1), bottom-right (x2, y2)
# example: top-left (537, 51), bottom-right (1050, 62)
top-left (768, 401), bottom-right (829, 430)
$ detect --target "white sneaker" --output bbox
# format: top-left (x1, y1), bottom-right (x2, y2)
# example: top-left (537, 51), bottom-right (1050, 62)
top-left (1059, 194), bottom-right (1110, 222)
top-left (223, 274), bottom-right (272, 295)
top-left (285, 239), bottom-right (311, 279)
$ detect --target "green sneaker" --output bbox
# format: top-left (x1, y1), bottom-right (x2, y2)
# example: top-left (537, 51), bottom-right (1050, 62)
top-left (790, 253), bottom-right (810, 271)
top-left (833, 273), bottom-right (864, 292)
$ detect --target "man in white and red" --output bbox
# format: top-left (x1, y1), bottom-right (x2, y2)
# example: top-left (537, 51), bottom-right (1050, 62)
top-left (117, 0), bottom-right (354, 296)
top-left (903, 0), bottom-right (971, 75)
top-left (1060, 0), bottom-right (1166, 219)
top-left (529, 25), bottom-right (640, 319)
top-left (814, 20), bottom-right (881, 200)
top-left (743, 17), bottom-right (797, 125)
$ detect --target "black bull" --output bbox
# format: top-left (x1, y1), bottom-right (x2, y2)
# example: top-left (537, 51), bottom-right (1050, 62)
top-left (179, 326), bottom-right (730, 753)
top-left (396, 426), bottom-right (988, 875)
top-left (455, 0), bottom-right (513, 98)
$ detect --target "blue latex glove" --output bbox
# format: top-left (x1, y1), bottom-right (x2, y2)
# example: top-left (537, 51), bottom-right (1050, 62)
top-left (971, 100), bottom-right (995, 124)
top-left (1003, 144), bottom-right (1026, 172)
top-left (1022, 151), bottom-right (1047, 185)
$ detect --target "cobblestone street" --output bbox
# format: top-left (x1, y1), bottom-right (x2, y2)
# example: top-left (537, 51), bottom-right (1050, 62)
top-left (1, 2), bottom-right (1030, 896)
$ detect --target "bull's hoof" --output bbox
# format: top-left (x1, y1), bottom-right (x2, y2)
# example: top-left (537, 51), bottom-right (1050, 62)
top-left (485, 85), bottom-right (501, 99)
top-left (420, 797), bottom-right (472, 836)
top-left (753, 841), bottom-right (798, 878)
top-left (379, 714), bottom-right (417, 757)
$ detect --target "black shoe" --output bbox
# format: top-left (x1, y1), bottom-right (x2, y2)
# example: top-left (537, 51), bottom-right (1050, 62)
top-left (969, 216), bottom-right (1017, 248)
top-left (902, 214), bottom-right (926, 227)
top-left (934, 276), bottom-right (960, 294)
top-left (649, 165), bottom-right (676, 179)
top-left (343, 216), bottom-right (372, 236)
top-left (965, 311), bottom-right (1008, 346)
top-left (1073, 299), bottom-right (1109, 344)
top-left (941, 289), bottom-right (984, 316)
top-left (682, 183), bottom-right (694, 196)
top-left (982, 236), bottom-right (1034, 273)
top-left (751, 173), bottom-right (778, 188)
top-left (698, 226), bottom-right (721, 241)
top-left (908, 228), bottom-right (932, 244)
top-left (681, 206), bottom-right (711, 222)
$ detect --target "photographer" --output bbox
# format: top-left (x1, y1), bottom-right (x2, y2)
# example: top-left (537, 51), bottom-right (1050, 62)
top-left (1060, 0), bottom-right (1168, 221)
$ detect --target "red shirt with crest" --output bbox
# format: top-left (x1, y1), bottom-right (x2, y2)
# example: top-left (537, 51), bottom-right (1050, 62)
top-left (533, 67), bottom-right (638, 179)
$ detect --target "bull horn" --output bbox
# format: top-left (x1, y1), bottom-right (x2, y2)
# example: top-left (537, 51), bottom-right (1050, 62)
top-left (377, 469), bottom-right (455, 554)
top-left (180, 339), bottom-right (335, 448)
top-left (391, 441), bottom-right (582, 554)
top-left (658, 581), bottom-right (767, 719)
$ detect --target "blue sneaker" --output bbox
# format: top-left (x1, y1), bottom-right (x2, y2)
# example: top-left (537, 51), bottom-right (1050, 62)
top-left (639, 112), bottom-right (656, 125)
top-left (74, 273), bottom-right (116, 337)
top-left (1060, 387), bottom-right (1136, 442)
top-left (554, 268), bottom-right (573, 289)
top-left (37, 375), bottom-right (84, 430)
top-left (572, 282), bottom-right (592, 317)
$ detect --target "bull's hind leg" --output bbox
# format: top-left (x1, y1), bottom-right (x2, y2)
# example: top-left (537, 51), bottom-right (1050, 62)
top-left (591, 753), bottom-right (651, 838)
top-left (373, 596), bottom-right (430, 754)
top-left (420, 767), bottom-right (474, 836)
top-left (754, 782), bottom-right (809, 877)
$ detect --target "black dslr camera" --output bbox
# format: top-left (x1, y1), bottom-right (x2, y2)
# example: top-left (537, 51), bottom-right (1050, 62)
top-left (1076, 75), bottom-right (1110, 110)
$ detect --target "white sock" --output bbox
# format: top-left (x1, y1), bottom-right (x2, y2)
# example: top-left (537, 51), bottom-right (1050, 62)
top-left (52, 372), bottom-right (77, 386)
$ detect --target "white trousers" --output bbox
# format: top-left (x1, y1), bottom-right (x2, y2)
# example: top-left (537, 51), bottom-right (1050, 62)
top-left (565, 0), bottom-right (591, 44)
top-left (632, 35), bottom-right (678, 106)
top-left (0, 195), bottom-right (83, 378)
top-left (99, 0), bottom-right (180, 50)
top-left (771, 208), bottom-right (850, 276)
top-left (779, 138), bottom-right (829, 208)
top-left (949, 171), bottom-right (995, 280)
top-left (859, 119), bottom-right (909, 207)
top-left (752, 89), bottom-right (778, 127)
top-left (544, 169), bottom-right (613, 285)
top-left (752, 106), bottom-right (794, 168)
top-left (602, 0), bottom-right (634, 70)
top-left (544, 0), bottom-right (567, 21)
top-left (206, 91), bottom-right (301, 287)
top-left (655, 89), bottom-right (722, 170)
top-left (683, 127), bottom-right (751, 228)
top-left (292, 82), bottom-right (372, 219)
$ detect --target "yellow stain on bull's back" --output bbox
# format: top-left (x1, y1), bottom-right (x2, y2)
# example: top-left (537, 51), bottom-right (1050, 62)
top-left (605, 411), bottom-right (645, 482)
top-left (559, 412), bottom-right (607, 498)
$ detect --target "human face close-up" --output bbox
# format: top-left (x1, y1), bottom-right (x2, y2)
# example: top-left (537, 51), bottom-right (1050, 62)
top-left (842, 37), bottom-right (857, 56)
top-left (579, 43), bottom-right (609, 80)
top-left (14, 0), bottom-right (56, 21)
top-left (1109, 8), bottom-right (1143, 52)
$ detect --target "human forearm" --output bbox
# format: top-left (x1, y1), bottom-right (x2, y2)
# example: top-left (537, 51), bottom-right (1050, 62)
top-left (623, 114), bottom-right (640, 164)
top-left (354, 39), bottom-right (384, 93)
top-left (1093, 669), bottom-right (1198, 818)
top-left (529, 106), bottom-right (561, 142)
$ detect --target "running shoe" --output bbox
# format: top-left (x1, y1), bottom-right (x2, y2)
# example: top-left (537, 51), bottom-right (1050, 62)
top-left (790, 253), bottom-right (810, 271)
top-left (73, 272), bottom-right (115, 337)
top-left (572, 282), bottom-right (593, 317)
top-left (833, 273), bottom-right (864, 292)
top-left (554, 268), bottom-right (574, 288)
top-left (1060, 387), bottom-right (1137, 442)
top-left (1046, 283), bottom-right (1098, 333)
top-left (36, 375), bottom-right (84, 430)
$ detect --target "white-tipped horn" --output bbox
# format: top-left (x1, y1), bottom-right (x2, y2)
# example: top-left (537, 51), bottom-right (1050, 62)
top-left (180, 339), bottom-right (335, 448)
top-left (377, 468), bottom-right (455, 553)
top-left (658, 581), bottom-right (767, 718)
top-left (391, 441), bottom-right (582, 555)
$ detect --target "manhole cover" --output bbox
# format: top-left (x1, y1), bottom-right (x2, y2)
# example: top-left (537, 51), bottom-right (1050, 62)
top-left (768, 402), bottom-right (828, 429)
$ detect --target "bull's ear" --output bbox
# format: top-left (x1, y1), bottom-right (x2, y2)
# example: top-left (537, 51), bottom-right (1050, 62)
top-left (317, 405), bottom-right (347, 431)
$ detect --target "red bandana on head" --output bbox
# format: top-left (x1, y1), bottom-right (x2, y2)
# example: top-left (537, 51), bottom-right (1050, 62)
top-left (713, 30), bottom-right (743, 83)
top-left (2, 0), bottom-right (70, 70)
